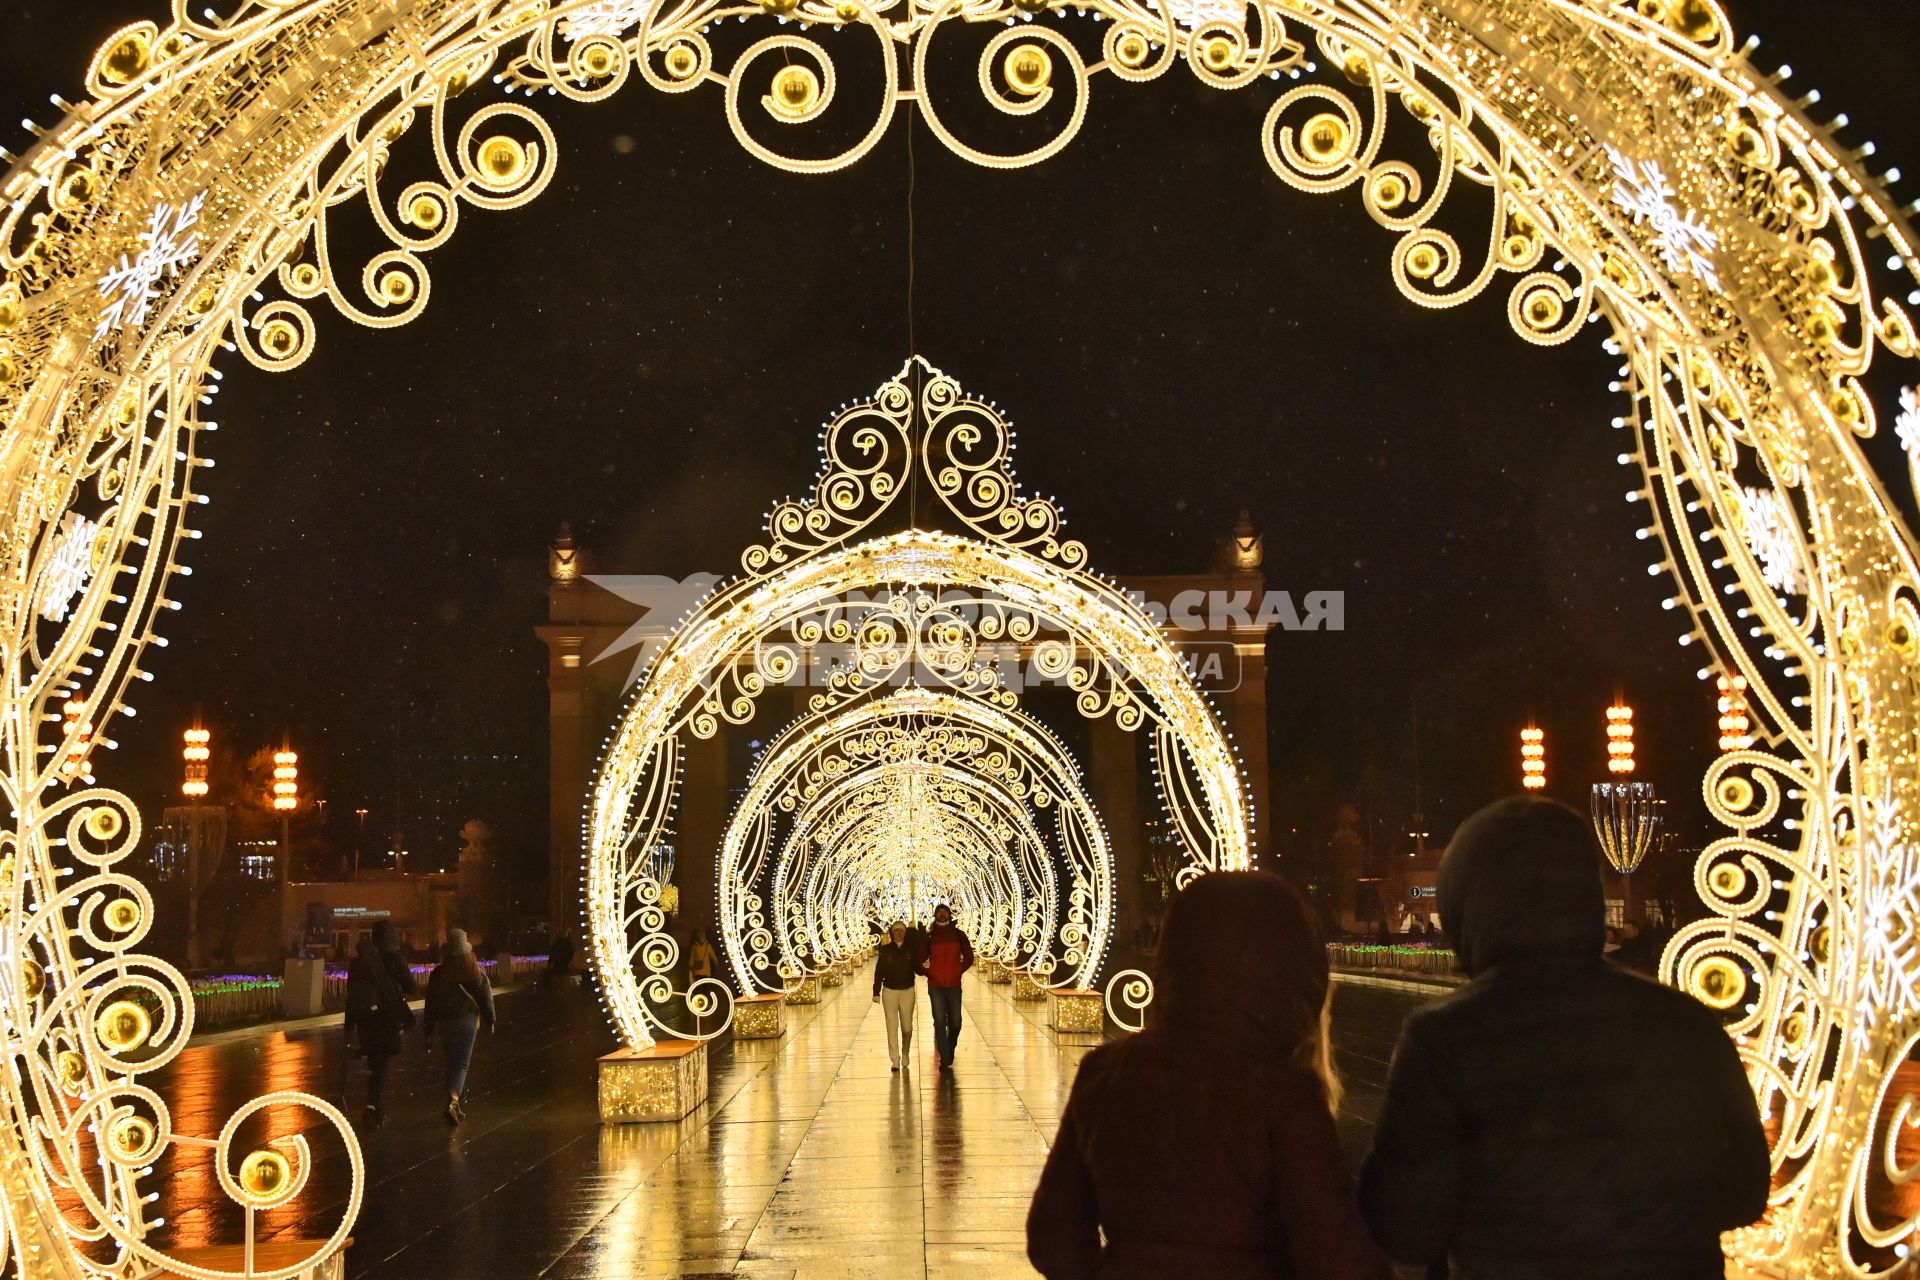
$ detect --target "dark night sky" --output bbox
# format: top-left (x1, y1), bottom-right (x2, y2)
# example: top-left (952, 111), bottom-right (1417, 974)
top-left (4, 2), bottom-right (1918, 886)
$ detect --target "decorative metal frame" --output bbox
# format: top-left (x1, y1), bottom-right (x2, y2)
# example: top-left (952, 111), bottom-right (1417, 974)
top-left (582, 358), bottom-right (1251, 1051)
top-left (1, 0), bottom-right (1918, 1273)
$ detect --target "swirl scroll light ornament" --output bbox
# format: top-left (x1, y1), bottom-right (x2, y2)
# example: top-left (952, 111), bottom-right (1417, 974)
top-left (0, 1), bottom-right (1917, 1272)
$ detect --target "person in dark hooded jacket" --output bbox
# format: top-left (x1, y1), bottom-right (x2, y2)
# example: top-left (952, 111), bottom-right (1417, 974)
top-left (1358, 796), bottom-right (1770, 1279)
top-left (1026, 871), bottom-right (1392, 1280)
top-left (342, 921), bottom-right (416, 1128)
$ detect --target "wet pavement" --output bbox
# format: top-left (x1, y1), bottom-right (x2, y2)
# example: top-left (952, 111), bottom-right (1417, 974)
top-left (145, 970), bottom-right (1428, 1278)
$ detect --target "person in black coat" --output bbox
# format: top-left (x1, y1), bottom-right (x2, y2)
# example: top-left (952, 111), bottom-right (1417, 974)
top-left (1358, 796), bottom-right (1771, 1279)
top-left (342, 920), bottom-right (416, 1128)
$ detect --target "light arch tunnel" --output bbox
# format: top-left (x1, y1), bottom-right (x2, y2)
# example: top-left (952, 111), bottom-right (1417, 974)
top-left (577, 500), bottom-right (1265, 1053)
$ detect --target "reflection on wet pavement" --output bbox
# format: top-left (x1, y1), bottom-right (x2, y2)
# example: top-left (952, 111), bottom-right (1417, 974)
top-left (144, 970), bottom-right (1426, 1278)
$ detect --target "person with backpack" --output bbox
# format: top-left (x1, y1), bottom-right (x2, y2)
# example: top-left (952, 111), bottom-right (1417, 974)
top-left (424, 928), bottom-right (495, 1126)
top-left (342, 920), bottom-right (416, 1129)
top-left (917, 903), bottom-right (974, 1070)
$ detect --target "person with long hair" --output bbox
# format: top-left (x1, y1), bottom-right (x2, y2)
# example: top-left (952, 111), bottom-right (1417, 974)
top-left (424, 928), bottom-right (495, 1126)
top-left (1026, 871), bottom-right (1390, 1280)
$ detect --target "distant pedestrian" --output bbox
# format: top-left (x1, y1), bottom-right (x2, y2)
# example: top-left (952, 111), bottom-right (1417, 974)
top-left (916, 904), bottom-right (973, 1069)
top-left (343, 921), bottom-right (416, 1129)
top-left (1027, 871), bottom-right (1392, 1280)
top-left (424, 928), bottom-right (496, 1126)
top-left (688, 928), bottom-right (719, 982)
top-left (872, 920), bottom-right (919, 1071)
top-left (546, 928), bottom-right (575, 984)
top-left (1359, 797), bottom-right (1770, 1278)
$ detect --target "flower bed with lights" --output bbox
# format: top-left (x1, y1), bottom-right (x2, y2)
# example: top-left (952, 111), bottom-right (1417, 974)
top-left (1326, 943), bottom-right (1459, 983)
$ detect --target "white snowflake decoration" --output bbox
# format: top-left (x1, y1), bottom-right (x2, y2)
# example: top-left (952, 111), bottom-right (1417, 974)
top-left (39, 512), bottom-right (99, 624)
top-left (94, 191), bottom-right (206, 339)
top-left (559, 0), bottom-right (643, 41)
top-left (1148, 0), bottom-right (1246, 30)
top-left (1608, 146), bottom-right (1721, 292)
top-left (1739, 485), bottom-right (1807, 596)
top-left (1896, 386), bottom-right (1920, 464)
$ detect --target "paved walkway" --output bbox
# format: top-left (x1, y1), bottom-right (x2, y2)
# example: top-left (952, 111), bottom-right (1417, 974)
top-left (142, 970), bottom-right (1428, 1279)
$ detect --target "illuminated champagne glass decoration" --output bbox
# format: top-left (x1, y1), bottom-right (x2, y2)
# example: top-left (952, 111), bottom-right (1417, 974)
top-left (1590, 700), bottom-right (1659, 923)
top-left (1520, 725), bottom-right (1546, 791)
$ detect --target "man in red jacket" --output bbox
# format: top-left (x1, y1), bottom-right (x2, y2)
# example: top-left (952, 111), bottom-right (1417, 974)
top-left (918, 903), bottom-right (974, 1069)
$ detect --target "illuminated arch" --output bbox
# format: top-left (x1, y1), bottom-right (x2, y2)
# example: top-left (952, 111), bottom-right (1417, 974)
top-left (582, 362), bottom-right (1252, 1052)
top-left (2, 0), bottom-right (1918, 1273)
top-left (717, 687), bottom-right (1114, 992)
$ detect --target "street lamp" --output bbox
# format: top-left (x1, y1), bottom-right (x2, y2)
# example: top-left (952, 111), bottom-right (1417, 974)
top-left (1520, 725), bottom-right (1546, 791)
top-left (272, 747), bottom-right (297, 879)
top-left (353, 807), bottom-right (368, 879)
top-left (182, 726), bottom-right (210, 797)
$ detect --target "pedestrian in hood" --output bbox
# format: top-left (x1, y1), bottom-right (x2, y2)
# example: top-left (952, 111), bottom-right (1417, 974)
top-left (343, 921), bottom-right (416, 1128)
top-left (1027, 871), bottom-right (1391, 1280)
top-left (1359, 796), bottom-right (1770, 1278)
top-left (425, 928), bottom-right (495, 1126)
top-left (917, 904), bottom-right (973, 1069)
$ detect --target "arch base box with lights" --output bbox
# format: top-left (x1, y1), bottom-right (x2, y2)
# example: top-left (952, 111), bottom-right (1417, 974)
top-left (979, 958), bottom-right (1010, 984)
top-left (597, 1041), bottom-right (709, 1124)
top-left (156, 1240), bottom-right (350, 1280)
top-left (785, 974), bottom-right (822, 1005)
top-left (732, 992), bottom-right (786, 1040)
top-left (1046, 989), bottom-right (1104, 1036)
top-left (1011, 970), bottom-right (1046, 1002)
top-left (820, 966), bottom-right (845, 989)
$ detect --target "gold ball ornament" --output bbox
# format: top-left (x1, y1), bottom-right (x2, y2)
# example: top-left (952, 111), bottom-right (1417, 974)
top-left (289, 262), bottom-right (320, 292)
top-left (579, 42), bottom-right (616, 78)
top-left (1114, 32), bottom-right (1151, 69)
top-left (664, 44), bottom-right (700, 80)
top-left (238, 1148), bottom-right (292, 1200)
top-left (1006, 44), bottom-right (1052, 96)
top-left (110, 1115), bottom-right (156, 1161)
top-left (1300, 112), bottom-right (1349, 163)
top-left (1707, 860), bottom-right (1747, 898)
top-left (1369, 172), bottom-right (1407, 210)
top-left (99, 29), bottom-right (153, 86)
top-left (1406, 242), bottom-right (1443, 279)
top-left (21, 957), bottom-right (44, 1000)
top-left (104, 898), bottom-right (141, 934)
top-left (770, 66), bottom-right (821, 118)
top-left (1716, 775), bottom-right (1755, 813)
top-left (1690, 956), bottom-right (1746, 1011)
top-left (96, 1000), bottom-right (151, 1054)
top-left (476, 135), bottom-right (528, 185)
top-left (84, 806), bottom-right (123, 842)
top-left (1521, 287), bottom-right (1564, 330)
top-left (56, 1050), bottom-right (86, 1093)
top-left (406, 195), bottom-right (445, 230)
top-left (1199, 37), bottom-right (1236, 74)
top-left (379, 270), bottom-right (416, 306)
top-left (259, 317), bottom-right (301, 358)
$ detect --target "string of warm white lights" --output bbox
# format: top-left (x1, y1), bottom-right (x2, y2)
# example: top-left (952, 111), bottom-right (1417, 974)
top-left (1, 0), bottom-right (1917, 1272)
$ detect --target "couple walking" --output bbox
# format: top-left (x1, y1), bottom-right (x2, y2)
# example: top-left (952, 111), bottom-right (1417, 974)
top-left (1026, 796), bottom-right (1771, 1279)
top-left (872, 903), bottom-right (973, 1071)
top-left (343, 923), bottom-right (497, 1128)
